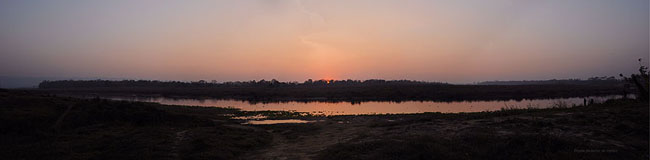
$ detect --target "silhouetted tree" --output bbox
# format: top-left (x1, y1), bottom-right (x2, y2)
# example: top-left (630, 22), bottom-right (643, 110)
top-left (620, 58), bottom-right (649, 102)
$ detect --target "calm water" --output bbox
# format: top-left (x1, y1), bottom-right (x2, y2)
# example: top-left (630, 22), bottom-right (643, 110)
top-left (243, 119), bottom-right (315, 125)
top-left (105, 95), bottom-right (626, 115)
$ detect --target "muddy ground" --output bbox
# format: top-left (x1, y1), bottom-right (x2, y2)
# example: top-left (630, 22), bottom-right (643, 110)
top-left (1, 90), bottom-right (647, 160)
top-left (245, 99), bottom-right (647, 160)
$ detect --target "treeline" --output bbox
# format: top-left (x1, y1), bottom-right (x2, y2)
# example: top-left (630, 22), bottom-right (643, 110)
top-left (477, 77), bottom-right (622, 85)
top-left (37, 79), bottom-right (626, 102)
top-left (38, 79), bottom-right (445, 88)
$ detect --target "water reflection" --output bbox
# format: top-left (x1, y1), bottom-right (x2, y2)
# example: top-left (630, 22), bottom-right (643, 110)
top-left (243, 119), bottom-right (314, 125)
top-left (102, 95), bottom-right (628, 115)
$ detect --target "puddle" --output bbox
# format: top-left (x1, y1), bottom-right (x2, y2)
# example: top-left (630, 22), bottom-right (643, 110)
top-left (242, 119), bottom-right (314, 125)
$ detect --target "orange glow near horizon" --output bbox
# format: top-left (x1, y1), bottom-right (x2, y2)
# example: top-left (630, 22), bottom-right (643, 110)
top-left (0, 1), bottom-right (647, 83)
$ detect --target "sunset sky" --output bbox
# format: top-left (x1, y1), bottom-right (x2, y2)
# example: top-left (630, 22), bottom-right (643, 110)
top-left (0, 0), bottom-right (648, 83)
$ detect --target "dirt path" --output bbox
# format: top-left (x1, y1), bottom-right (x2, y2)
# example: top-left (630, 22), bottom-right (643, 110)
top-left (245, 121), bottom-right (369, 160)
top-left (170, 130), bottom-right (188, 160)
top-left (243, 117), bottom-right (479, 160)
top-left (51, 104), bottom-right (74, 131)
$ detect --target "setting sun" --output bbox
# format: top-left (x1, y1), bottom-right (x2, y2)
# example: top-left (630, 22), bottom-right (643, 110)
top-left (1, 0), bottom-right (646, 82)
top-left (0, 1), bottom-right (648, 159)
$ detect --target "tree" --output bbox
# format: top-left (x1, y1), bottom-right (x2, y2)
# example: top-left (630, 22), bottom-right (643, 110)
top-left (620, 58), bottom-right (649, 102)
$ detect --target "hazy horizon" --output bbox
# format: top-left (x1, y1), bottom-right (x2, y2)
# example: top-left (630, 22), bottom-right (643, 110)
top-left (0, 74), bottom-right (629, 89)
top-left (1, 0), bottom-right (648, 84)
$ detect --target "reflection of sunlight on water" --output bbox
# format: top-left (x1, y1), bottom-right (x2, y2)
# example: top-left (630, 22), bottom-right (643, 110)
top-left (105, 95), bottom-right (630, 116)
top-left (231, 115), bottom-right (268, 120)
top-left (242, 119), bottom-right (314, 125)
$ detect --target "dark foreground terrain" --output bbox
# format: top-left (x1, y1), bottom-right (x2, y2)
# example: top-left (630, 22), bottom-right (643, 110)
top-left (1, 89), bottom-right (647, 160)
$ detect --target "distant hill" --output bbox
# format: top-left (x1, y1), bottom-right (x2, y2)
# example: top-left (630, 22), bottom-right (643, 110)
top-left (0, 76), bottom-right (53, 88)
top-left (0, 76), bottom-right (128, 89)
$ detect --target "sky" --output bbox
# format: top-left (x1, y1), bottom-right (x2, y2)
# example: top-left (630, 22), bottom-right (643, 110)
top-left (0, 0), bottom-right (648, 84)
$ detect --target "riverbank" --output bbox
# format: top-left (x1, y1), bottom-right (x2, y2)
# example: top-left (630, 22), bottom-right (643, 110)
top-left (36, 79), bottom-right (624, 102)
top-left (1, 90), bottom-right (647, 159)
